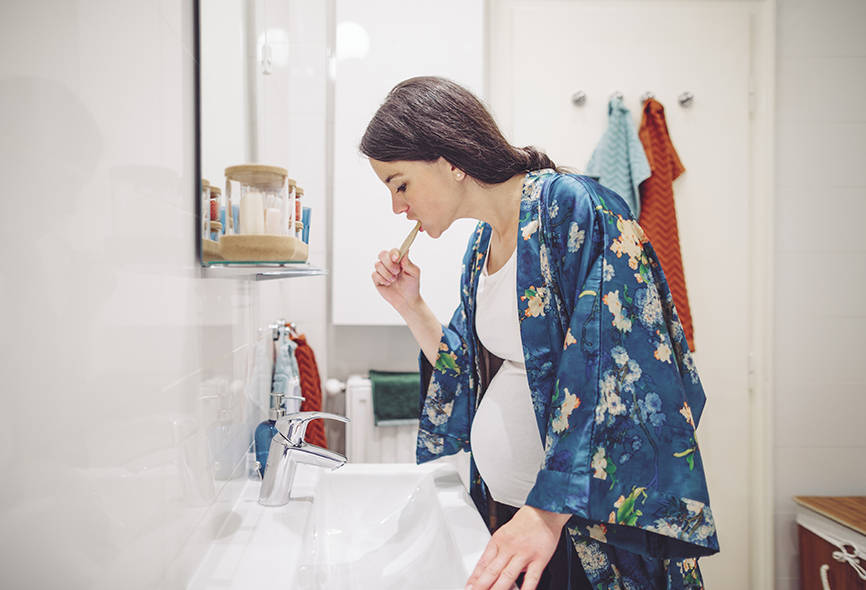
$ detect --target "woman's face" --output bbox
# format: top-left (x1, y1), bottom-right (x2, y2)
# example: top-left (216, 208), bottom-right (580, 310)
top-left (369, 157), bottom-right (464, 239)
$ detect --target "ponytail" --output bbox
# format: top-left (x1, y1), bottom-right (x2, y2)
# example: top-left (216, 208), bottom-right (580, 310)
top-left (518, 145), bottom-right (558, 172)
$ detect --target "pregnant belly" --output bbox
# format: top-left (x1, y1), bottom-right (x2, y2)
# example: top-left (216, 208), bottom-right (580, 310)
top-left (470, 361), bottom-right (545, 508)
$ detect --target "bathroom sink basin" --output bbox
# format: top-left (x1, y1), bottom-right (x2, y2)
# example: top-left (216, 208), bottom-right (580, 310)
top-left (293, 463), bottom-right (490, 590)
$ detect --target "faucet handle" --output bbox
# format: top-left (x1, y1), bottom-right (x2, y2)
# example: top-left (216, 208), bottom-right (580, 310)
top-left (276, 411), bottom-right (350, 446)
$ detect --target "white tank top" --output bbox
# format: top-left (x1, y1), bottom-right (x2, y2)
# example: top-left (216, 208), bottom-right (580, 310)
top-left (471, 243), bottom-right (546, 508)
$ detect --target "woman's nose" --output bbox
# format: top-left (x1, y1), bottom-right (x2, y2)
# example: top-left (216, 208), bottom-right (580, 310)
top-left (391, 194), bottom-right (408, 215)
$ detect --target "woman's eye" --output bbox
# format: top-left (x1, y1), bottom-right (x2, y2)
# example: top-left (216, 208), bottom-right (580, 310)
top-left (396, 183), bottom-right (407, 193)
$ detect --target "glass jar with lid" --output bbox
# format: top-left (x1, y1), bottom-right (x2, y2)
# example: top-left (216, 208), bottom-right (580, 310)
top-left (224, 164), bottom-right (289, 236)
top-left (221, 165), bottom-right (307, 262)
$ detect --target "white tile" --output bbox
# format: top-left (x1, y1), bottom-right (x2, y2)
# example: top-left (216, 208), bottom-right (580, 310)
top-left (775, 186), bottom-right (866, 252)
top-left (159, 0), bottom-right (195, 59)
top-left (777, 57), bottom-right (866, 124)
top-left (774, 383), bottom-right (866, 448)
top-left (774, 512), bottom-right (801, 581)
top-left (774, 250), bottom-right (866, 316)
top-left (776, 122), bottom-right (866, 188)
top-left (0, 0), bottom-right (80, 83)
top-left (774, 316), bottom-right (866, 388)
top-left (773, 446), bottom-right (866, 514)
top-left (777, 0), bottom-right (866, 58)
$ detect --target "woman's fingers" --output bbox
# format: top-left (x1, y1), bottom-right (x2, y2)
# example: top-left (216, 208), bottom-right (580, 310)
top-left (374, 260), bottom-right (397, 283)
top-left (399, 253), bottom-right (419, 277)
top-left (371, 270), bottom-right (389, 287)
top-left (467, 542), bottom-right (530, 590)
top-left (518, 562), bottom-right (545, 590)
top-left (379, 249), bottom-right (401, 273)
top-left (489, 555), bottom-right (528, 590)
top-left (465, 506), bottom-right (567, 590)
top-left (465, 541), bottom-right (499, 589)
top-left (374, 249), bottom-right (404, 282)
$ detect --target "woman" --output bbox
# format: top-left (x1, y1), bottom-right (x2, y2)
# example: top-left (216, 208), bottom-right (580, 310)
top-left (364, 77), bottom-right (718, 590)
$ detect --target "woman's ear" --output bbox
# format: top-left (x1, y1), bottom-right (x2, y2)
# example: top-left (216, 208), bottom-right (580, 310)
top-left (439, 157), bottom-right (465, 181)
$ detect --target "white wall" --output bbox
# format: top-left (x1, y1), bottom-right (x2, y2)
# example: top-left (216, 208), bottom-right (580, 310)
top-left (331, 0), bottom-right (484, 327)
top-left (772, 1), bottom-right (866, 589)
top-left (326, 1), bottom-right (486, 426)
top-left (0, 1), bottom-right (328, 588)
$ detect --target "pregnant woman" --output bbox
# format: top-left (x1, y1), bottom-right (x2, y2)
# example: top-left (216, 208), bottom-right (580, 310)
top-left (366, 76), bottom-right (718, 590)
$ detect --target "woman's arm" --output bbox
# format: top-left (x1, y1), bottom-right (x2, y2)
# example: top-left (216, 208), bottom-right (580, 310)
top-left (372, 248), bottom-right (442, 365)
top-left (373, 242), bottom-right (476, 462)
top-left (400, 294), bottom-right (444, 367)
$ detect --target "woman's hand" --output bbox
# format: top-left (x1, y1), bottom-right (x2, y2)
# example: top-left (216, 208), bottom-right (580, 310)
top-left (371, 248), bottom-right (421, 316)
top-left (465, 505), bottom-right (571, 590)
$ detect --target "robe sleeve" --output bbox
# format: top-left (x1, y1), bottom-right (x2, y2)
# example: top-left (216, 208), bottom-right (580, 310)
top-left (525, 175), bottom-right (602, 513)
top-left (415, 226), bottom-right (481, 463)
top-left (526, 175), bottom-right (719, 560)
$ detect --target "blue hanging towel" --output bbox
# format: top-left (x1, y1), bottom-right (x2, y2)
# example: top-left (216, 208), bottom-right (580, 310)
top-left (585, 96), bottom-right (651, 217)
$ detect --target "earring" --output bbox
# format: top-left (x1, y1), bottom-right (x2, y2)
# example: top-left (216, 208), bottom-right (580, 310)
top-left (455, 171), bottom-right (464, 180)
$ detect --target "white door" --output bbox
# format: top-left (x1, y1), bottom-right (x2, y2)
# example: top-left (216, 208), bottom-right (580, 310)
top-left (489, 1), bottom-right (755, 587)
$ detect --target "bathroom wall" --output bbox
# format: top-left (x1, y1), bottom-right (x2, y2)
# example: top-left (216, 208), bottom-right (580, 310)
top-left (0, 1), bottom-right (328, 588)
top-left (772, 1), bottom-right (866, 589)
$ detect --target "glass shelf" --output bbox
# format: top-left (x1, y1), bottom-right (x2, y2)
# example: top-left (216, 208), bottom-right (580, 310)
top-left (201, 261), bottom-right (327, 281)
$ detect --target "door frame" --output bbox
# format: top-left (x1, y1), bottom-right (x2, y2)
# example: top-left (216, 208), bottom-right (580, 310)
top-left (483, 1), bottom-right (776, 587)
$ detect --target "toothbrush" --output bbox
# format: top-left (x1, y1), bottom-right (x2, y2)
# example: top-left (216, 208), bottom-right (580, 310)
top-left (397, 221), bottom-right (422, 261)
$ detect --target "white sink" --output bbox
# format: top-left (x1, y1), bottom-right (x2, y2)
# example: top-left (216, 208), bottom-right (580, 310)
top-left (189, 461), bottom-right (490, 590)
top-left (294, 463), bottom-right (490, 590)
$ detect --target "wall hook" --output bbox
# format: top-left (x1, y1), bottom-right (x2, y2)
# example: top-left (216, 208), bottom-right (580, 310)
top-left (571, 90), bottom-right (587, 106)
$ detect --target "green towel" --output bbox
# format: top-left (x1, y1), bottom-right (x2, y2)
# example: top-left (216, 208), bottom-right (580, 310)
top-left (369, 370), bottom-right (420, 425)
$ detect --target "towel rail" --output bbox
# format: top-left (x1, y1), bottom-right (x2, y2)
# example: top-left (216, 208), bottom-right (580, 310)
top-left (571, 90), bottom-right (694, 107)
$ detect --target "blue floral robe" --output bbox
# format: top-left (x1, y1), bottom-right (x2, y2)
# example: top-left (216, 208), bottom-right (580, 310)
top-left (416, 170), bottom-right (719, 589)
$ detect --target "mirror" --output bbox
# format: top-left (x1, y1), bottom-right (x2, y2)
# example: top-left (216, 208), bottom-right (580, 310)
top-left (196, 0), bottom-right (327, 267)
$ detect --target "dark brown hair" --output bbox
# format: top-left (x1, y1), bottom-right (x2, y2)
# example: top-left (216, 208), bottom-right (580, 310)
top-left (360, 76), bottom-right (558, 184)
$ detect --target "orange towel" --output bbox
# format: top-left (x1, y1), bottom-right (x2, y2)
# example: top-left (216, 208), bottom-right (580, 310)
top-left (637, 99), bottom-right (696, 351)
top-left (291, 334), bottom-right (328, 448)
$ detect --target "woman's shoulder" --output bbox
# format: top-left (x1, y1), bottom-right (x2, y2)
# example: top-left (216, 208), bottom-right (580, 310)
top-left (542, 172), bottom-right (633, 222)
top-left (539, 172), bottom-right (600, 225)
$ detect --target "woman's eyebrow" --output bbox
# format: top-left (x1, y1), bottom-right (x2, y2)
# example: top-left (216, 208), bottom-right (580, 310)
top-left (385, 173), bottom-right (403, 184)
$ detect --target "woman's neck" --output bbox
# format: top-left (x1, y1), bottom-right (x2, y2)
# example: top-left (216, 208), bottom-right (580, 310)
top-left (459, 173), bottom-right (525, 243)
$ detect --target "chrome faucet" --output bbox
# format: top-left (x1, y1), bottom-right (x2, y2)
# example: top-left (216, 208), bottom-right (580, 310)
top-left (258, 411), bottom-right (350, 507)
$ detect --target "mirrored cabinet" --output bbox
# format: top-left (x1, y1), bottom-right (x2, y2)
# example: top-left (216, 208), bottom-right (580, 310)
top-left (196, 0), bottom-right (326, 280)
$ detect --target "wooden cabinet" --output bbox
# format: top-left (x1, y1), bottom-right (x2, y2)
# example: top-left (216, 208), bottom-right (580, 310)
top-left (796, 497), bottom-right (866, 590)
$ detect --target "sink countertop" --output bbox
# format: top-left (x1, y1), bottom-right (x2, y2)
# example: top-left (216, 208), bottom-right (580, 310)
top-left (188, 463), bottom-right (323, 590)
top-left (187, 461), bottom-right (490, 590)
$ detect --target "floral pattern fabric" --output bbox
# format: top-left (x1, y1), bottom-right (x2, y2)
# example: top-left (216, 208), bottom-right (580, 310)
top-left (416, 171), bottom-right (719, 588)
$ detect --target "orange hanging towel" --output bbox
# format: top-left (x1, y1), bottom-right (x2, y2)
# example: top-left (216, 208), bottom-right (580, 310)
top-left (637, 98), bottom-right (696, 351)
top-left (291, 334), bottom-right (328, 448)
